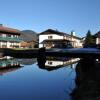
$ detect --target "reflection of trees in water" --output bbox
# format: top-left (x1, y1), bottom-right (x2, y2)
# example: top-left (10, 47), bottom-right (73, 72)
top-left (0, 66), bottom-right (22, 76)
top-left (37, 55), bottom-right (79, 71)
top-left (75, 58), bottom-right (95, 86)
top-left (37, 47), bottom-right (46, 68)
top-left (71, 58), bottom-right (97, 100)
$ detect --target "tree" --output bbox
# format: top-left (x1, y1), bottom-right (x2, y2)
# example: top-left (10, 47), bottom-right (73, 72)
top-left (84, 30), bottom-right (94, 47)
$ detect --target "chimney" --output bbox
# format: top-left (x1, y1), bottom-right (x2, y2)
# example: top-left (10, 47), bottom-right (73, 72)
top-left (71, 30), bottom-right (76, 36)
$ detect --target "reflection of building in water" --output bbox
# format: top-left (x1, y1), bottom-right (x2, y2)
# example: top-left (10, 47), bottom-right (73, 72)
top-left (70, 63), bottom-right (77, 69)
top-left (0, 59), bottom-right (22, 75)
top-left (45, 57), bottom-right (80, 67)
top-left (41, 57), bottom-right (80, 71)
top-left (19, 58), bottom-right (37, 65)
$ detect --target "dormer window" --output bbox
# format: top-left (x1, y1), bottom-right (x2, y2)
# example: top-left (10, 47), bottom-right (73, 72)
top-left (48, 36), bottom-right (52, 39)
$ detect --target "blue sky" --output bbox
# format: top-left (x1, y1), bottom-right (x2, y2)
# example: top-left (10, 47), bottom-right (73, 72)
top-left (0, 0), bottom-right (100, 37)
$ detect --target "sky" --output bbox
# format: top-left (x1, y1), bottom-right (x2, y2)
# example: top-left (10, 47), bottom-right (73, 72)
top-left (0, 0), bottom-right (100, 37)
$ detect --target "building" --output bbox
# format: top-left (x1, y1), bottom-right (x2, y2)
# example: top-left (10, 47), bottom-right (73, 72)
top-left (70, 31), bottom-right (83, 48)
top-left (93, 31), bottom-right (100, 45)
top-left (39, 29), bottom-right (83, 48)
top-left (39, 29), bottom-right (71, 48)
top-left (45, 57), bottom-right (80, 67)
top-left (0, 25), bottom-right (21, 48)
top-left (38, 57), bottom-right (80, 71)
top-left (83, 31), bottom-right (100, 48)
top-left (20, 40), bottom-right (38, 48)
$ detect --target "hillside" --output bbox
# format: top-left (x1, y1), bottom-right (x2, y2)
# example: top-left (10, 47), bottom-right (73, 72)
top-left (20, 30), bottom-right (38, 42)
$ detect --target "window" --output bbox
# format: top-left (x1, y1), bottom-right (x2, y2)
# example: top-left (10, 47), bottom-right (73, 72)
top-left (2, 34), bottom-right (6, 37)
top-left (48, 61), bottom-right (52, 65)
top-left (48, 36), bottom-right (53, 39)
top-left (7, 34), bottom-right (11, 37)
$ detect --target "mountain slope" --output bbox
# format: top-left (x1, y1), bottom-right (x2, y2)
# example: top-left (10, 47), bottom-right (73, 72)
top-left (20, 30), bottom-right (38, 42)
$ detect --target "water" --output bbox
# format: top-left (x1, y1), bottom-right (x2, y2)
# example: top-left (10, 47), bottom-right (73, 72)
top-left (0, 57), bottom-right (78, 100)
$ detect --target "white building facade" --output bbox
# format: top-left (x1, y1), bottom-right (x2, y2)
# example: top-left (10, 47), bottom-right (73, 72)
top-left (0, 25), bottom-right (21, 48)
top-left (39, 29), bottom-right (83, 48)
top-left (45, 57), bottom-right (80, 68)
top-left (39, 33), bottom-right (65, 48)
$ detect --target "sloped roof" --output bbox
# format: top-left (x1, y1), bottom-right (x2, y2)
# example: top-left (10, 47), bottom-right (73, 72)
top-left (39, 29), bottom-right (69, 36)
top-left (39, 29), bottom-right (82, 40)
top-left (94, 31), bottom-right (100, 38)
top-left (71, 35), bottom-right (82, 40)
top-left (0, 26), bottom-right (20, 35)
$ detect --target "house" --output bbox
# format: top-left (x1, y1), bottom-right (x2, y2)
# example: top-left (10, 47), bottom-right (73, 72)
top-left (70, 31), bottom-right (83, 48)
top-left (39, 29), bottom-right (83, 48)
top-left (38, 57), bottom-right (80, 71)
top-left (0, 25), bottom-right (21, 48)
top-left (45, 57), bottom-right (80, 67)
top-left (20, 40), bottom-right (38, 48)
top-left (83, 31), bottom-right (100, 48)
top-left (93, 31), bottom-right (100, 45)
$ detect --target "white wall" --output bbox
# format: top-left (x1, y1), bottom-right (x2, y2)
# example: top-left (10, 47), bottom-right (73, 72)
top-left (39, 34), bottom-right (83, 48)
top-left (7, 41), bottom-right (10, 48)
top-left (39, 34), bottom-right (63, 48)
top-left (1, 41), bottom-right (7, 48)
top-left (39, 44), bottom-right (43, 48)
top-left (45, 58), bottom-right (80, 67)
top-left (18, 42), bottom-right (20, 48)
top-left (96, 38), bottom-right (99, 44)
top-left (71, 38), bottom-right (83, 47)
top-left (0, 41), bottom-right (20, 48)
top-left (45, 61), bottom-right (64, 67)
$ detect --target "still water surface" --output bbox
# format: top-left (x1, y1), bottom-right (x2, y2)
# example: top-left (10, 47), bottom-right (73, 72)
top-left (0, 58), bottom-right (78, 100)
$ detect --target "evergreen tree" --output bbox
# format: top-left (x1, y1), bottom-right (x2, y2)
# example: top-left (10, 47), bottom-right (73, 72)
top-left (84, 30), bottom-right (94, 47)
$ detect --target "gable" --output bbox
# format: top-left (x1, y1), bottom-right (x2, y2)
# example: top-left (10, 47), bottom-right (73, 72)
top-left (39, 29), bottom-right (68, 36)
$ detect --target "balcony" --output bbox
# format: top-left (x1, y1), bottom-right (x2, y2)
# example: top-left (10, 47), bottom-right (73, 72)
top-left (0, 36), bottom-right (22, 42)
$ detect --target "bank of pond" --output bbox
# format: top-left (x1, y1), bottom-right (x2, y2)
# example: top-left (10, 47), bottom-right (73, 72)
top-left (0, 48), bottom-right (100, 100)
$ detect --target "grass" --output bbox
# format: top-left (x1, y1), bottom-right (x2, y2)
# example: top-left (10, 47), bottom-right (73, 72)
top-left (8, 48), bottom-right (39, 51)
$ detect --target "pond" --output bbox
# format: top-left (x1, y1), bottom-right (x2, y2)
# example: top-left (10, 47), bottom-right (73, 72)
top-left (0, 57), bottom-right (79, 100)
